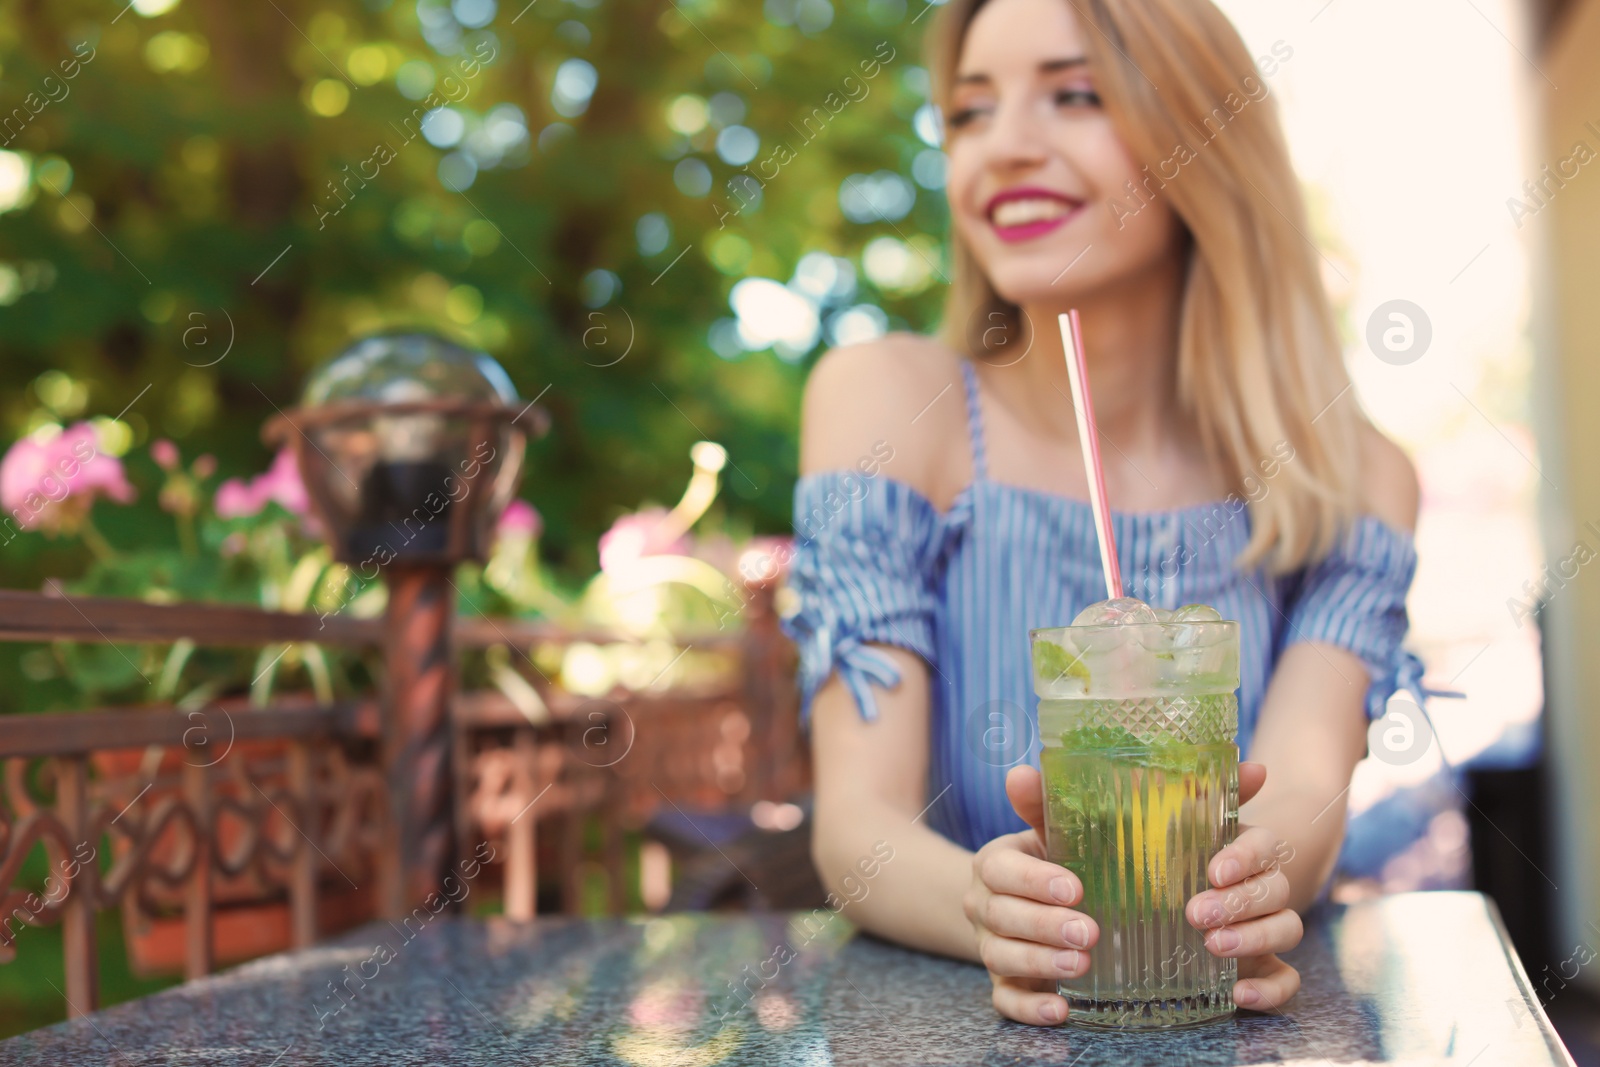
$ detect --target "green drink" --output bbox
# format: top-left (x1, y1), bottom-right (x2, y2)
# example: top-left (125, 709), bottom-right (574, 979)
top-left (1031, 599), bottom-right (1241, 1029)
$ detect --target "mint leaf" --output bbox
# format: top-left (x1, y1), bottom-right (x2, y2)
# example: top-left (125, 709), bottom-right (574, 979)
top-left (1035, 640), bottom-right (1089, 686)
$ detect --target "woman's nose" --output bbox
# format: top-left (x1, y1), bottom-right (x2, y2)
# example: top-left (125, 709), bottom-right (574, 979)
top-left (982, 97), bottom-right (1051, 172)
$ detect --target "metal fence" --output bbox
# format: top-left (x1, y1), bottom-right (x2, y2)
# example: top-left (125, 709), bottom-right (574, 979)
top-left (0, 576), bottom-right (799, 1018)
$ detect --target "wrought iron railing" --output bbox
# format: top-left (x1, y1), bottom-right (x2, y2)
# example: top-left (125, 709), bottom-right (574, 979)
top-left (0, 575), bottom-right (800, 1019)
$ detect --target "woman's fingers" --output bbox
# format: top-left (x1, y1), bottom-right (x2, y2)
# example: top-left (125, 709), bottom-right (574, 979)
top-left (1004, 764), bottom-right (1046, 833)
top-left (978, 892), bottom-right (1099, 950)
top-left (1189, 823), bottom-right (1298, 931)
top-left (1238, 761), bottom-right (1267, 805)
top-left (990, 974), bottom-right (1068, 1026)
top-left (1202, 907), bottom-right (1303, 959)
top-left (976, 841), bottom-right (1082, 906)
top-left (1235, 953), bottom-right (1301, 1010)
top-left (1207, 824), bottom-right (1291, 894)
top-left (1188, 825), bottom-right (1292, 928)
top-left (1187, 864), bottom-right (1290, 930)
top-left (978, 931), bottom-right (1092, 981)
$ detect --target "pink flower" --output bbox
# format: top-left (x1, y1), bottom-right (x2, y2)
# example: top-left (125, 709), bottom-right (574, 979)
top-left (598, 507), bottom-right (690, 574)
top-left (214, 448), bottom-right (309, 520)
top-left (495, 499), bottom-right (542, 543)
top-left (0, 423), bottom-right (136, 533)
top-left (213, 478), bottom-right (258, 519)
top-left (259, 448), bottom-right (309, 515)
top-left (151, 439), bottom-right (180, 471)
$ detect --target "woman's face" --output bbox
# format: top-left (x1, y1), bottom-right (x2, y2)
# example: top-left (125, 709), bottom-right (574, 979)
top-left (943, 0), bottom-right (1185, 308)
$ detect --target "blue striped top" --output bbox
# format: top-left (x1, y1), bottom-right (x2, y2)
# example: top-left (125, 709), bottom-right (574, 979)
top-left (779, 358), bottom-right (1426, 851)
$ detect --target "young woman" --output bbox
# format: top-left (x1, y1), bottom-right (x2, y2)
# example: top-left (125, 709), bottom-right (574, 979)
top-left (781, 0), bottom-right (1424, 1027)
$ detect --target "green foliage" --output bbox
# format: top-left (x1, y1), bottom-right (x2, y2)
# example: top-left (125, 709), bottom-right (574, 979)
top-left (0, 908), bottom-right (180, 1040)
top-left (6, 448), bottom-right (384, 715)
top-left (0, 4), bottom-right (954, 1023)
top-left (0, 0), bottom-right (948, 597)
top-left (0, 0), bottom-right (951, 732)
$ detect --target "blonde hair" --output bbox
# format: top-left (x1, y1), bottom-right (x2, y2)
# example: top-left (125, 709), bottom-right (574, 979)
top-left (927, 0), bottom-right (1361, 574)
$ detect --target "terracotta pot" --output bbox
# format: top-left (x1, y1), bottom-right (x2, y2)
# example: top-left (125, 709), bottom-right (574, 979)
top-left (92, 737), bottom-right (299, 911)
top-left (119, 885), bottom-right (377, 977)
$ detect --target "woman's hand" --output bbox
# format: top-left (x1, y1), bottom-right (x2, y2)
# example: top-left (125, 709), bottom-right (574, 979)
top-left (1186, 761), bottom-right (1303, 1011)
top-left (962, 765), bottom-right (1098, 1025)
top-left (966, 761), bottom-right (1302, 1026)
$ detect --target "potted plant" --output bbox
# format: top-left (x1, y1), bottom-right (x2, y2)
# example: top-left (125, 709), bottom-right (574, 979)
top-left (3, 427), bottom-right (387, 973)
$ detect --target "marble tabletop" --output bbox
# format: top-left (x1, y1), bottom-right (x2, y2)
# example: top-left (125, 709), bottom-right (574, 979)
top-left (1, 891), bottom-right (1575, 1065)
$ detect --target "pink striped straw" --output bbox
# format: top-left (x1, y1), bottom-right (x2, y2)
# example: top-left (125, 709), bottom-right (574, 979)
top-left (1058, 310), bottom-right (1124, 600)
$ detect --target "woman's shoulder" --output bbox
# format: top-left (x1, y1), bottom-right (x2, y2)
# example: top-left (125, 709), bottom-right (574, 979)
top-left (802, 331), bottom-right (966, 422)
top-left (799, 332), bottom-right (973, 510)
top-left (1355, 422), bottom-right (1420, 535)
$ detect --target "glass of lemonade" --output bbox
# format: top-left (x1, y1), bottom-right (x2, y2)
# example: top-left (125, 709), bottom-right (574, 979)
top-left (1030, 598), bottom-right (1241, 1029)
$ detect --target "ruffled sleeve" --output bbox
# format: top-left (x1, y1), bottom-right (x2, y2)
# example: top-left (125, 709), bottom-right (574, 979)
top-left (1279, 515), bottom-right (1428, 719)
top-left (778, 470), bottom-right (964, 726)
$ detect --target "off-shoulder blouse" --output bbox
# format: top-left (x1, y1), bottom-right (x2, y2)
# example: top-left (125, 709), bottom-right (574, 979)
top-left (779, 358), bottom-right (1426, 851)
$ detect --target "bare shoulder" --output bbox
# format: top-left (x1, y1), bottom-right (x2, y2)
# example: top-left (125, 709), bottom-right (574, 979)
top-left (799, 332), bottom-right (971, 507)
top-left (1357, 423), bottom-right (1420, 534)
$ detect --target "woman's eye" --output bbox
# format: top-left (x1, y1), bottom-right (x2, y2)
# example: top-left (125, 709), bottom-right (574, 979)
top-left (946, 106), bottom-right (988, 129)
top-left (1054, 88), bottom-right (1102, 108)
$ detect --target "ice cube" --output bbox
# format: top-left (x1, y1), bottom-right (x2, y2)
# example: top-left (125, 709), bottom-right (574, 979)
top-left (1079, 622), bottom-right (1139, 654)
top-left (1158, 603), bottom-right (1238, 688)
top-left (1206, 638), bottom-right (1240, 684)
top-left (1167, 603), bottom-right (1224, 656)
top-left (1072, 597), bottom-right (1160, 627)
top-left (1138, 621), bottom-right (1186, 652)
top-left (1150, 606), bottom-right (1175, 622)
top-left (1172, 603), bottom-right (1224, 623)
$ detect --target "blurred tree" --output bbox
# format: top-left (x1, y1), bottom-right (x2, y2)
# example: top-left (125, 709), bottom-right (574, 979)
top-left (0, 1), bottom-right (952, 1028)
top-left (0, 0), bottom-right (949, 590)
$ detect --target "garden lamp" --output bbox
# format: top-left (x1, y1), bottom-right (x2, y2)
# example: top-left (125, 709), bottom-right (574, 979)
top-left (264, 331), bottom-right (545, 918)
top-left (264, 331), bottom-right (541, 566)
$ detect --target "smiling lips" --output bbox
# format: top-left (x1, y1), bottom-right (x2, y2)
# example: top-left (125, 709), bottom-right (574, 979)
top-left (985, 186), bottom-right (1084, 243)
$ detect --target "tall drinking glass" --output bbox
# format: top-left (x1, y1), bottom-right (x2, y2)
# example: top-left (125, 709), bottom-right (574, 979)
top-left (1030, 611), bottom-right (1240, 1029)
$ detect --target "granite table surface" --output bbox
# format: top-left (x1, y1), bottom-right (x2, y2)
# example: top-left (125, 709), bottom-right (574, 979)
top-left (0, 890), bottom-right (1575, 1066)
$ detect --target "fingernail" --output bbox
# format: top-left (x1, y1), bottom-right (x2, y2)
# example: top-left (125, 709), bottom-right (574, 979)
top-left (1235, 985), bottom-right (1260, 1007)
top-left (1063, 919), bottom-right (1089, 947)
top-left (1195, 903), bottom-right (1225, 928)
top-left (1215, 858), bottom-right (1241, 885)
top-left (1053, 949), bottom-right (1081, 974)
top-left (1049, 876), bottom-right (1074, 903)
top-left (1041, 999), bottom-right (1065, 1023)
top-left (1211, 928), bottom-right (1241, 953)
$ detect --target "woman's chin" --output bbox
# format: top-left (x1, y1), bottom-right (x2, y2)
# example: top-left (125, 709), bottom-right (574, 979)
top-left (967, 242), bottom-right (1096, 306)
top-left (981, 247), bottom-right (1172, 311)
top-left (985, 271), bottom-right (1089, 312)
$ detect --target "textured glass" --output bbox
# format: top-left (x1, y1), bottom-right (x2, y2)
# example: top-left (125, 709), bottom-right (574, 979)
top-left (1031, 621), bottom-right (1241, 1029)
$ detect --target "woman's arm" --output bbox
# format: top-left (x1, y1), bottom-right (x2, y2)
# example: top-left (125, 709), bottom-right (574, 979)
top-left (1240, 641), bottom-right (1371, 912)
top-left (809, 644), bottom-right (978, 960)
top-left (811, 645), bottom-right (1106, 1027)
top-left (800, 338), bottom-right (987, 960)
top-left (800, 339), bottom-right (1101, 1024)
top-left (1232, 425), bottom-right (1422, 912)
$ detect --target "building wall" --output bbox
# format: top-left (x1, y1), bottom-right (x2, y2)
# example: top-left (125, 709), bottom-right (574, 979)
top-left (1536, 0), bottom-right (1600, 979)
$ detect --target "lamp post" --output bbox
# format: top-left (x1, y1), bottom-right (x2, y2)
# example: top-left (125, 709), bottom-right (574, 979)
top-left (267, 333), bottom-right (540, 916)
